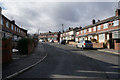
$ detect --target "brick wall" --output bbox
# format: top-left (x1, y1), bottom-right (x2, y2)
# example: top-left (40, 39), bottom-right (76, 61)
top-left (92, 43), bottom-right (104, 48)
top-left (28, 43), bottom-right (34, 54)
top-left (114, 40), bottom-right (120, 51)
top-left (68, 41), bottom-right (76, 46)
top-left (115, 43), bottom-right (120, 50)
top-left (2, 38), bottom-right (12, 63)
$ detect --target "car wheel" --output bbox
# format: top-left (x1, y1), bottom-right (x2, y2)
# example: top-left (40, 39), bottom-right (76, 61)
top-left (81, 45), bottom-right (84, 50)
top-left (76, 45), bottom-right (78, 48)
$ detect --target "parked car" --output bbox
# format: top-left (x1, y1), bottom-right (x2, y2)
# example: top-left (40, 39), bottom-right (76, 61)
top-left (61, 40), bottom-right (66, 45)
top-left (49, 40), bottom-right (54, 43)
top-left (76, 40), bottom-right (93, 49)
top-left (39, 39), bottom-right (45, 42)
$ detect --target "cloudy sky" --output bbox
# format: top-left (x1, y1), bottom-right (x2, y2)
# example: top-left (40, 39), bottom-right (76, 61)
top-left (0, 0), bottom-right (119, 34)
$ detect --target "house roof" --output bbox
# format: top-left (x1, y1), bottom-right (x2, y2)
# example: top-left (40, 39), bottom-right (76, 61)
top-left (2, 14), bottom-right (27, 32)
top-left (82, 16), bottom-right (120, 30)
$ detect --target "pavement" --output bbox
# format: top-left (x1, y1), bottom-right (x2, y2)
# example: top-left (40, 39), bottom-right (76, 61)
top-left (2, 43), bottom-right (47, 79)
top-left (14, 42), bottom-right (120, 80)
top-left (67, 43), bottom-right (120, 56)
top-left (98, 49), bottom-right (120, 55)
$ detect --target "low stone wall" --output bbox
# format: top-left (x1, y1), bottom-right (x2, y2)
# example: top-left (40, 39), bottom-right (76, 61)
top-left (2, 38), bottom-right (12, 63)
top-left (92, 43), bottom-right (104, 48)
top-left (68, 42), bottom-right (76, 46)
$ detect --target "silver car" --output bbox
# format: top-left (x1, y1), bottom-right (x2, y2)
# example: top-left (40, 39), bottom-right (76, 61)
top-left (76, 40), bottom-right (93, 49)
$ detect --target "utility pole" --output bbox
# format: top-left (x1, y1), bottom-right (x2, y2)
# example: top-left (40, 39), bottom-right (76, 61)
top-left (62, 24), bottom-right (64, 32)
top-left (118, 1), bottom-right (120, 9)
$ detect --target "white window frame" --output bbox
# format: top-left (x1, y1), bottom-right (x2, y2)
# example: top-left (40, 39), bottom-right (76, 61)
top-left (81, 30), bottom-right (83, 34)
top-left (97, 25), bottom-right (101, 30)
top-left (11, 24), bottom-right (14, 30)
top-left (103, 23), bottom-right (108, 29)
top-left (113, 20), bottom-right (119, 26)
top-left (89, 28), bottom-right (92, 32)
top-left (84, 29), bottom-right (86, 33)
top-left (6, 21), bottom-right (9, 27)
top-left (93, 26), bottom-right (96, 31)
top-left (1, 16), bottom-right (3, 25)
top-left (76, 32), bottom-right (79, 35)
top-left (15, 27), bottom-right (16, 31)
top-left (19, 29), bottom-right (20, 33)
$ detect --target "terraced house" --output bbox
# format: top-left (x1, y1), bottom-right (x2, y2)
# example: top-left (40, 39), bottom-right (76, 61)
top-left (60, 27), bottom-right (79, 42)
top-left (75, 9), bottom-right (120, 50)
top-left (39, 31), bottom-right (61, 42)
top-left (0, 7), bottom-right (27, 41)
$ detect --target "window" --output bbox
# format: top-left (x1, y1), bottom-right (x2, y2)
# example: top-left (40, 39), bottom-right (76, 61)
top-left (113, 20), bottom-right (119, 26)
top-left (81, 30), bottom-right (83, 34)
top-left (54, 34), bottom-right (57, 36)
top-left (6, 21), bottom-right (9, 27)
top-left (89, 28), bottom-right (91, 32)
top-left (1, 16), bottom-right (3, 25)
top-left (93, 26), bottom-right (96, 31)
top-left (76, 32), bottom-right (79, 35)
top-left (19, 29), bottom-right (21, 33)
top-left (84, 29), bottom-right (86, 33)
top-left (103, 23), bottom-right (108, 29)
top-left (11, 24), bottom-right (14, 30)
top-left (97, 25), bottom-right (101, 30)
top-left (15, 27), bottom-right (16, 31)
top-left (16, 28), bottom-right (18, 32)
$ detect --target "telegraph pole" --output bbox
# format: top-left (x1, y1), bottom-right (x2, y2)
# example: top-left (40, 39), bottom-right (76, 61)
top-left (118, 1), bottom-right (120, 9)
top-left (62, 24), bottom-right (64, 32)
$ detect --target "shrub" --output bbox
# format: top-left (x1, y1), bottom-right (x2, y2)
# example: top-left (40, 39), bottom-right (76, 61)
top-left (17, 38), bottom-right (28, 55)
top-left (17, 38), bottom-right (34, 55)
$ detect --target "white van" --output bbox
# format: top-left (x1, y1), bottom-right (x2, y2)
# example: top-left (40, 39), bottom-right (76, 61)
top-left (76, 40), bottom-right (93, 49)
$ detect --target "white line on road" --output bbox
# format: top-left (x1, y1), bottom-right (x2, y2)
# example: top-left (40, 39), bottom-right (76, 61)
top-left (2, 44), bottom-right (47, 80)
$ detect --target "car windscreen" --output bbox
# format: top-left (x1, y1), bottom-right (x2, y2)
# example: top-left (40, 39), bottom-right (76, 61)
top-left (85, 41), bottom-right (92, 43)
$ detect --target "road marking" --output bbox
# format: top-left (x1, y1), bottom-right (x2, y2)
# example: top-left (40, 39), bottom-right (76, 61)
top-left (2, 44), bottom-right (47, 80)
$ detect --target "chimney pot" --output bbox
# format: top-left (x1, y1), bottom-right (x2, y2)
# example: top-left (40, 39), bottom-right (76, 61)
top-left (92, 19), bottom-right (96, 24)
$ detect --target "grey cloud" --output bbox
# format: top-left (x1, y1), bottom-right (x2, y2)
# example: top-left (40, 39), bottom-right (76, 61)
top-left (1, 2), bottom-right (117, 33)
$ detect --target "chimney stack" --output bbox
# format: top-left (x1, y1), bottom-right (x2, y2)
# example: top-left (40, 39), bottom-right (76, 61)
top-left (92, 19), bottom-right (96, 24)
top-left (115, 9), bottom-right (120, 16)
top-left (12, 20), bottom-right (15, 24)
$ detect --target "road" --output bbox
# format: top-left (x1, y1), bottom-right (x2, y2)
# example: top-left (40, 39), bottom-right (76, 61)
top-left (14, 42), bottom-right (120, 80)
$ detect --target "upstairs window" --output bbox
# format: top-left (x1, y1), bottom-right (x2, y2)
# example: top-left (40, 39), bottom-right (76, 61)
top-left (76, 32), bottom-right (79, 35)
top-left (113, 20), bottom-right (119, 26)
top-left (11, 24), bottom-right (14, 30)
top-left (19, 29), bottom-right (20, 33)
top-left (81, 30), bottom-right (83, 34)
top-left (1, 16), bottom-right (3, 25)
top-left (97, 25), bottom-right (101, 30)
top-left (6, 21), bottom-right (9, 27)
top-left (93, 26), bottom-right (96, 31)
top-left (84, 29), bottom-right (86, 33)
top-left (89, 28), bottom-right (92, 32)
top-left (103, 23), bottom-right (108, 29)
top-left (17, 28), bottom-right (19, 32)
top-left (15, 27), bottom-right (17, 31)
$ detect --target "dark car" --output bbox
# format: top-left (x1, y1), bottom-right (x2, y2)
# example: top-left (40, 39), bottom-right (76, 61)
top-left (61, 40), bottom-right (66, 45)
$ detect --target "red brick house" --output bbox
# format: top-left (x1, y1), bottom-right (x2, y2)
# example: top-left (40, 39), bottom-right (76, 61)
top-left (0, 7), bottom-right (27, 63)
top-left (75, 9), bottom-right (120, 50)
top-left (0, 8), bottom-right (27, 40)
